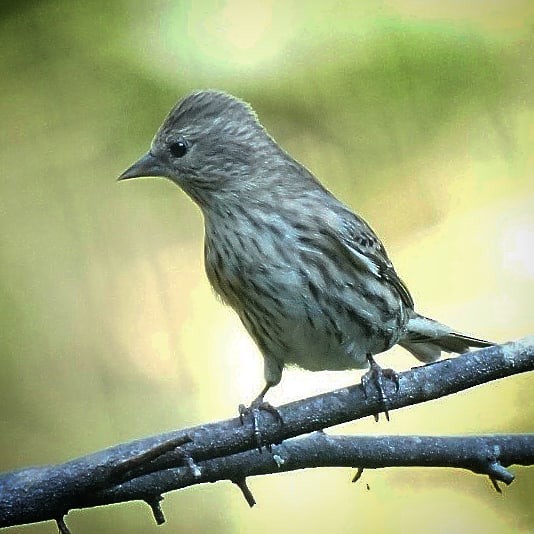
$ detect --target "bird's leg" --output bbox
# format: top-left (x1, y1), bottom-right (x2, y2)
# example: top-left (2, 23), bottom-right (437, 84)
top-left (239, 384), bottom-right (283, 452)
top-left (361, 353), bottom-right (400, 422)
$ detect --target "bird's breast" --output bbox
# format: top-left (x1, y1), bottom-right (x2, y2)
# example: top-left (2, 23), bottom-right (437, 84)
top-left (202, 214), bottom-right (407, 371)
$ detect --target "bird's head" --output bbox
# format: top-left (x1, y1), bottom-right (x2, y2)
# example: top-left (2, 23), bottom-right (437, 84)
top-left (118, 90), bottom-right (275, 205)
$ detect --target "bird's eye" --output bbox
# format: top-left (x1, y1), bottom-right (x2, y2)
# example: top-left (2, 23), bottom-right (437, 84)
top-left (169, 139), bottom-right (188, 158)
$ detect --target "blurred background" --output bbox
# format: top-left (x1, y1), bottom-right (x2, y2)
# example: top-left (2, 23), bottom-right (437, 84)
top-left (1, 1), bottom-right (533, 532)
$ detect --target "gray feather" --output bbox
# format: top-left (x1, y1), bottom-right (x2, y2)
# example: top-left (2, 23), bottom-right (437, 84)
top-left (401, 312), bottom-right (494, 362)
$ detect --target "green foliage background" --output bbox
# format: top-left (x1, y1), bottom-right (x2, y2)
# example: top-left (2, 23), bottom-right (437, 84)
top-left (1, 1), bottom-right (533, 532)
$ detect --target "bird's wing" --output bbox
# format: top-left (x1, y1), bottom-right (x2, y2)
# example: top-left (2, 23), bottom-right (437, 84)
top-left (336, 211), bottom-right (415, 309)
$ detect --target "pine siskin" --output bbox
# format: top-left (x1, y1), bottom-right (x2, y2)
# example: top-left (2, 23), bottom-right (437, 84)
top-left (119, 90), bottom-right (493, 422)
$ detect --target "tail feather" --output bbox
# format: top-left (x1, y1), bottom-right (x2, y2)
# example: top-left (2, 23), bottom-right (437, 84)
top-left (401, 313), bottom-right (494, 363)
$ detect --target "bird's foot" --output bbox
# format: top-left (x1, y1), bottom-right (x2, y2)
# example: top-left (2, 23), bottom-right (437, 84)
top-left (361, 354), bottom-right (399, 422)
top-left (239, 395), bottom-right (283, 452)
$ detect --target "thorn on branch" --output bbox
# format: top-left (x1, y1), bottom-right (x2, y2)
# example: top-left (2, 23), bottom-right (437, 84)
top-left (480, 457), bottom-right (515, 493)
top-left (145, 495), bottom-right (166, 525)
top-left (486, 461), bottom-right (515, 485)
top-left (232, 478), bottom-right (257, 507)
top-left (352, 467), bottom-right (364, 483)
top-left (272, 452), bottom-right (285, 468)
top-left (183, 454), bottom-right (202, 479)
top-left (56, 516), bottom-right (71, 534)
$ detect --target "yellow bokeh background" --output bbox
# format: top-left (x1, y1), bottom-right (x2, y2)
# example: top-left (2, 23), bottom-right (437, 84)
top-left (0, 1), bottom-right (532, 532)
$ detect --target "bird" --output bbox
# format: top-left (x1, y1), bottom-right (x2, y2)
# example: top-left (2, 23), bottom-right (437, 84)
top-left (119, 89), bottom-right (493, 427)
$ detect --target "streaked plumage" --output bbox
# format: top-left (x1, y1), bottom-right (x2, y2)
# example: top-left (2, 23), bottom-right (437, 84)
top-left (119, 90), bottom-right (493, 402)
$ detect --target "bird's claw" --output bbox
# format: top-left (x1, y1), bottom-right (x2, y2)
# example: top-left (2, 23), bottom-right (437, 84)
top-left (361, 355), bottom-right (399, 422)
top-left (239, 400), bottom-right (283, 452)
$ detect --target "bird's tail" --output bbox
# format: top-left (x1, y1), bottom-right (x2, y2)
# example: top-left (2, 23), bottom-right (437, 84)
top-left (399, 312), bottom-right (494, 363)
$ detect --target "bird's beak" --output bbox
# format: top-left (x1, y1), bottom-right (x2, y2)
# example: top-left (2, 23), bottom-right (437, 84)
top-left (117, 152), bottom-right (167, 181)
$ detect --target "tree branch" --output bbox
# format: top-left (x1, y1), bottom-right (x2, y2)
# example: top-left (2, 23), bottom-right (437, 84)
top-left (90, 433), bottom-right (534, 505)
top-left (0, 337), bottom-right (532, 529)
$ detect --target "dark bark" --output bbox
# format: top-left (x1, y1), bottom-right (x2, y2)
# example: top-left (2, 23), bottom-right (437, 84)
top-left (0, 337), bottom-right (532, 530)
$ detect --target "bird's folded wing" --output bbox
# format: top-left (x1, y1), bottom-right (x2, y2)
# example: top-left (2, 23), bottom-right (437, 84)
top-left (336, 212), bottom-right (415, 309)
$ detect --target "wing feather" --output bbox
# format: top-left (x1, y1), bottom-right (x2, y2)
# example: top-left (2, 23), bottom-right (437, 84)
top-left (337, 212), bottom-right (414, 309)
